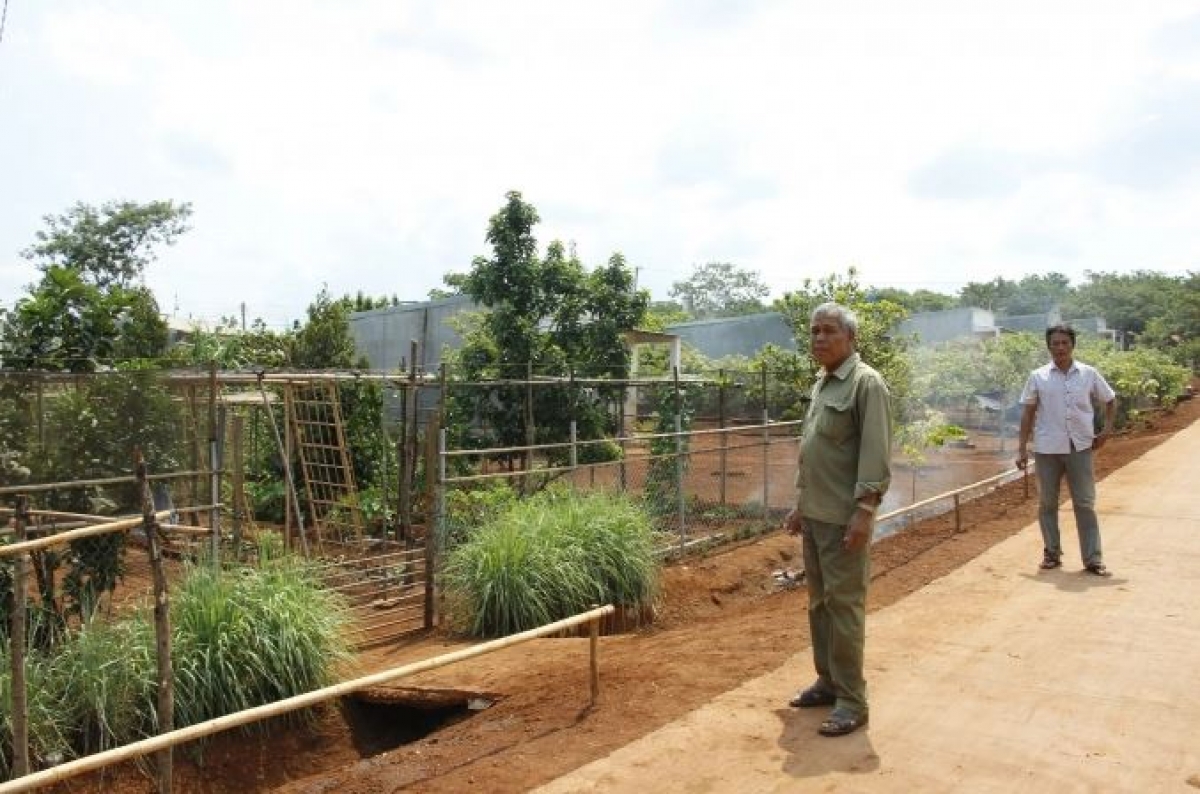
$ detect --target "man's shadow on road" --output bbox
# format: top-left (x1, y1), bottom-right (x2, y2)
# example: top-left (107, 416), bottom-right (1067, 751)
top-left (1020, 568), bottom-right (1129, 592)
top-left (773, 708), bottom-right (880, 779)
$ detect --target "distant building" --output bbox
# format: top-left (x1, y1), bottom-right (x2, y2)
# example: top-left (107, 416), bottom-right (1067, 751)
top-left (664, 312), bottom-right (796, 359)
top-left (995, 306), bottom-right (1063, 334)
top-left (163, 315), bottom-right (213, 347)
top-left (895, 307), bottom-right (999, 347)
top-left (348, 295), bottom-right (475, 372)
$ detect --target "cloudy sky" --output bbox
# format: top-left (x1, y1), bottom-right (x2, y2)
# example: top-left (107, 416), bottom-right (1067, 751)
top-left (1, 1), bottom-right (1198, 329)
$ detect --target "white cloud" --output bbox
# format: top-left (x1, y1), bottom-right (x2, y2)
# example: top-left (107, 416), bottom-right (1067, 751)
top-left (0, 0), bottom-right (1197, 328)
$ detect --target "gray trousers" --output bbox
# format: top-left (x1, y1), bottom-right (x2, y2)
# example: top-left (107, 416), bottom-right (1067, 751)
top-left (802, 517), bottom-right (871, 717)
top-left (1034, 450), bottom-right (1103, 566)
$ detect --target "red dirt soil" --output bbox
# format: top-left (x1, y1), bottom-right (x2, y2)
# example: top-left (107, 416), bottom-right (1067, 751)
top-left (52, 389), bottom-right (1199, 794)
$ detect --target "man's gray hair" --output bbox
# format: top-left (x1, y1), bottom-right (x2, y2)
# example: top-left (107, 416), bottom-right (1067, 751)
top-left (810, 302), bottom-right (859, 337)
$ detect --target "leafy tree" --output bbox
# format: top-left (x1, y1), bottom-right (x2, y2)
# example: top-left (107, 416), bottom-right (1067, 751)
top-left (774, 267), bottom-right (913, 419)
top-left (23, 200), bottom-right (192, 290)
top-left (445, 191), bottom-right (649, 460)
top-left (869, 287), bottom-right (957, 313)
top-left (669, 262), bottom-right (769, 318)
top-left (1066, 270), bottom-right (1190, 339)
top-left (1004, 273), bottom-right (1072, 315)
top-left (958, 276), bottom-right (1018, 312)
top-left (291, 286), bottom-right (360, 369)
top-left (2, 200), bottom-right (191, 371)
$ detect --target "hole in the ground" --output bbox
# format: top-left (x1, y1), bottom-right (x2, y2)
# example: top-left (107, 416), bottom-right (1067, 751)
top-left (341, 686), bottom-right (498, 757)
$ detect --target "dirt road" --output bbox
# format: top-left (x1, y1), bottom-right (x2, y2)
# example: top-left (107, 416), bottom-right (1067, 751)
top-left (533, 420), bottom-right (1200, 793)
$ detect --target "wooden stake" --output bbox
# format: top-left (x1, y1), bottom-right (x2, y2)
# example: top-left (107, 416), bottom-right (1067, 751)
top-left (136, 450), bottom-right (174, 794)
top-left (9, 495), bottom-right (30, 778)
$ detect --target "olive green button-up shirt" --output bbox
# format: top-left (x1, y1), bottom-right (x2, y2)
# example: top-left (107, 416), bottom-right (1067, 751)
top-left (796, 353), bottom-right (893, 526)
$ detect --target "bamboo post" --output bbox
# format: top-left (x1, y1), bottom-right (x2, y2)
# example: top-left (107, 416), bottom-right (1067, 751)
top-left (35, 377), bottom-right (45, 455)
top-left (209, 362), bottom-right (221, 563)
top-left (589, 613), bottom-right (600, 705)
top-left (524, 362), bottom-right (535, 496)
top-left (569, 421), bottom-right (578, 492)
top-left (188, 384), bottom-right (201, 524)
top-left (136, 451), bottom-right (174, 794)
top-left (257, 374), bottom-right (309, 558)
top-left (9, 495), bottom-right (30, 778)
top-left (231, 414), bottom-right (245, 561)
top-left (954, 493), bottom-right (962, 533)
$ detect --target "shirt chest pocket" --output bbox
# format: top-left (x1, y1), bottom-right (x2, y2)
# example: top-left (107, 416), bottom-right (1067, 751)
top-left (816, 397), bottom-right (856, 445)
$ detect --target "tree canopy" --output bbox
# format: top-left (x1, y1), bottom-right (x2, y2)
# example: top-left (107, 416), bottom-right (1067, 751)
top-left (444, 191), bottom-right (649, 453)
top-left (669, 262), bottom-right (770, 318)
top-left (2, 200), bottom-right (192, 371)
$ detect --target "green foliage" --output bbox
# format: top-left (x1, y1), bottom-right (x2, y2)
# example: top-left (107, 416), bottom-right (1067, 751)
top-left (444, 191), bottom-right (649, 461)
top-left (0, 541), bottom-right (351, 776)
top-left (245, 478), bottom-right (287, 523)
top-left (869, 287), bottom-right (957, 313)
top-left (162, 318), bottom-right (292, 369)
top-left (22, 200), bottom-right (192, 290)
top-left (291, 286), bottom-right (360, 369)
top-left (643, 385), bottom-right (693, 516)
top-left (31, 370), bottom-right (184, 625)
top-left (1065, 270), bottom-right (1190, 338)
top-left (0, 647), bottom-right (72, 778)
top-left (444, 481), bottom-right (520, 546)
top-left (895, 411), bottom-right (966, 464)
top-left (669, 262), bottom-right (769, 318)
top-left (1076, 340), bottom-right (1190, 422)
top-left (774, 267), bottom-right (914, 420)
top-left (958, 273), bottom-right (1072, 315)
top-left (171, 551), bottom-right (353, 728)
top-left (3, 200), bottom-right (190, 371)
top-left (444, 489), bottom-right (661, 637)
top-left (51, 616), bottom-right (156, 757)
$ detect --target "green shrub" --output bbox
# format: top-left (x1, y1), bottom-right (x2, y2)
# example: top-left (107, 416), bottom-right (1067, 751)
top-left (171, 553), bottom-right (353, 729)
top-left (51, 616), bottom-right (156, 756)
top-left (0, 647), bottom-right (71, 779)
top-left (444, 489), bottom-right (661, 637)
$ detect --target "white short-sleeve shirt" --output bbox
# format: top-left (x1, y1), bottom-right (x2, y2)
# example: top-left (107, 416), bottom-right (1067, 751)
top-left (1019, 359), bottom-right (1116, 454)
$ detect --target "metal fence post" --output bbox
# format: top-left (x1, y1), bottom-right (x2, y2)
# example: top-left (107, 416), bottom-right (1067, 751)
top-left (676, 413), bottom-right (685, 555)
top-left (762, 408), bottom-right (770, 524)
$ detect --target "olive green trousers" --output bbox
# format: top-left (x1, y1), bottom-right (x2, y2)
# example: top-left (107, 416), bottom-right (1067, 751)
top-left (801, 516), bottom-right (871, 717)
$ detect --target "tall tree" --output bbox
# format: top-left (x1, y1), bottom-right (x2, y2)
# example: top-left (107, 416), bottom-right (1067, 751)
top-left (2, 200), bottom-right (191, 371)
top-left (669, 262), bottom-right (769, 318)
top-left (446, 191), bottom-right (649, 456)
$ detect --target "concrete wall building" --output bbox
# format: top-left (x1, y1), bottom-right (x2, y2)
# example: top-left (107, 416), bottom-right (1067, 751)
top-left (348, 295), bottom-right (475, 372)
top-left (896, 307), bottom-right (999, 347)
top-left (664, 312), bottom-right (796, 359)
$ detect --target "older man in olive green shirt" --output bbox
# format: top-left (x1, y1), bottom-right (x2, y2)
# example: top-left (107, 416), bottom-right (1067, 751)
top-left (784, 302), bottom-right (892, 737)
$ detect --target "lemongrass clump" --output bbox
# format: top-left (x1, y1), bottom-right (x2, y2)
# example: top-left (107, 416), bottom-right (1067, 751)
top-left (445, 488), bottom-right (661, 637)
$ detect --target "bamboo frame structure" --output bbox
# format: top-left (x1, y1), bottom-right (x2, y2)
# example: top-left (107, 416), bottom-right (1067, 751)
top-left (0, 605), bottom-right (616, 794)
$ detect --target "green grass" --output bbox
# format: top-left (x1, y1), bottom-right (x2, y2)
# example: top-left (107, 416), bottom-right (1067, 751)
top-left (1, 538), bottom-right (353, 776)
top-left (445, 489), bottom-right (662, 637)
top-left (171, 551), bottom-right (354, 729)
top-left (0, 647), bottom-right (71, 779)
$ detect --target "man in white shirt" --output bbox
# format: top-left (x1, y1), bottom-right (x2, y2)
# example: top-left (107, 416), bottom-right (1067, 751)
top-left (1016, 324), bottom-right (1117, 576)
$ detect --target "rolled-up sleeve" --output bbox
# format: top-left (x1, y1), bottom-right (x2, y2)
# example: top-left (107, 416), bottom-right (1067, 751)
top-left (854, 372), bottom-right (892, 501)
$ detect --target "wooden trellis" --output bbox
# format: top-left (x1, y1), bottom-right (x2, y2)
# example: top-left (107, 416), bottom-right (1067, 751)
top-left (285, 380), bottom-right (363, 546)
